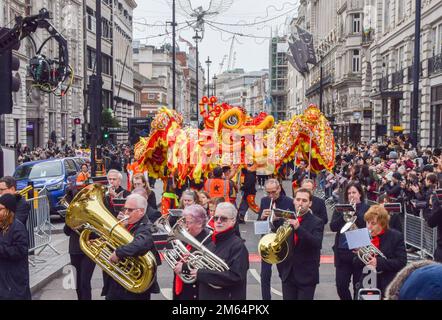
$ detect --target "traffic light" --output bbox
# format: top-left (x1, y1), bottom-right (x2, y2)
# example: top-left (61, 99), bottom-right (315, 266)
top-left (103, 129), bottom-right (109, 140)
top-left (0, 28), bottom-right (21, 115)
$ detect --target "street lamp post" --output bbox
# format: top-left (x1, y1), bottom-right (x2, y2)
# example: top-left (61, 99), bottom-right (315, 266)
top-left (193, 31), bottom-right (202, 125)
top-left (212, 75), bottom-right (217, 96)
top-left (411, 0), bottom-right (421, 147)
top-left (205, 56), bottom-right (212, 97)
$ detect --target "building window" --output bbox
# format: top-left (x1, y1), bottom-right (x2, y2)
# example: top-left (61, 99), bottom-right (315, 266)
top-left (102, 54), bottom-right (112, 75)
top-left (352, 49), bottom-right (360, 73)
top-left (397, 0), bottom-right (404, 22)
top-left (87, 47), bottom-right (96, 70)
top-left (384, 0), bottom-right (390, 32)
top-left (102, 18), bottom-right (112, 39)
top-left (432, 23), bottom-right (442, 55)
top-left (397, 46), bottom-right (405, 70)
top-left (352, 13), bottom-right (361, 34)
top-left (86, 7), bottom-right (96, 33)
top-left (382, 54), bottom-right (389, 76)
top-left (61, 113), bottom-right (67, 139)
top-left (49, 112), bottom-right (56, 137)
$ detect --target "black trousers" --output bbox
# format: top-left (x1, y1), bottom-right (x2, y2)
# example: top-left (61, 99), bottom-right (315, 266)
top-left (281, 279), bottom-right (316, 300)
top-left (335, 251), bottom-right (361, 300)
top-left (70, 253), bottom-right (96, 300)
top-left (260, 260), bottom-right (272, 300)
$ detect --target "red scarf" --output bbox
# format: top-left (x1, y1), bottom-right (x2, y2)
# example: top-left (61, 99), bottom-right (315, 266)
top-left (211, 226), bottom-right (234, 244)
top-left (127, 224), bottom-right (135, 232)
top-left (175, 244), bottom-right (192, 296)
top-left (208, 218), bottom-right (215, 230)
top-left (293, 216), bottom-right (304, 245)
top-left (371, 229), bottom-right (386, 249)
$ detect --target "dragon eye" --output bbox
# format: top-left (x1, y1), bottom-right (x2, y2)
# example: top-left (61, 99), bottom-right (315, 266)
top-left (226, 115), bottom-right (239, 126)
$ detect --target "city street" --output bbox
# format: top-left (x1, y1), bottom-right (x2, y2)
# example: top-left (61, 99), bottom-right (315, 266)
top-left (33, 180), bottom-right (339, 300)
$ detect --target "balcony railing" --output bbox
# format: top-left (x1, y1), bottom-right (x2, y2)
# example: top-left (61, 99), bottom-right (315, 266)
top-left (429, 53), bottom-right (442, 76)
top-left (379, 76), bottom-right (389, 91)
top-left (392, 69), bottom-right (404, 87)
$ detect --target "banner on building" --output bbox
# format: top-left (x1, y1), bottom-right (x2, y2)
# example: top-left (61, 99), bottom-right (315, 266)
top-left (295, 25), bottom-right (317, 65)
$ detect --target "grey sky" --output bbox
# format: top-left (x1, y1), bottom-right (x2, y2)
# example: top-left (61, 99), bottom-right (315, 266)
top-left (133, 0), bottom-right (298, 74)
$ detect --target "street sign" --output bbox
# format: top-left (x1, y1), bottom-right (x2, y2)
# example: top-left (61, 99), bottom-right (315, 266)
top-left (74, 118), bottom-right (81, 125)
top-left (107, 127), bottom-right (128, 133)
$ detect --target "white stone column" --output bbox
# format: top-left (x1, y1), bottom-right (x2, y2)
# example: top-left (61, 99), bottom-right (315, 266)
top-left (420, 24), bottom-right (433, 146)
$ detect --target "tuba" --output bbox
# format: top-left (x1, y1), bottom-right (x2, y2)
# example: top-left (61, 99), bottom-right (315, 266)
top-left (258, 207), bottom-right (301, 264)
top-left (155, 215), bottom-right (229, 284)
top-left (66, 184), bottom-right (157, 294)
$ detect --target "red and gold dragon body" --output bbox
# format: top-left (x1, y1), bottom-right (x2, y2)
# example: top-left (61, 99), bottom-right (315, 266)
top-left (129, 97), bottom-right (335, 189)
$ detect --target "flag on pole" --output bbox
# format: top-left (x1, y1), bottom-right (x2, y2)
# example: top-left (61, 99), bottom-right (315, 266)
top-left (295, 25), bottom-right (317, 65)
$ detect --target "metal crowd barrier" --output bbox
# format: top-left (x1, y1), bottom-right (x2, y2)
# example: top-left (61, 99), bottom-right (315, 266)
top-left (26, 189), bottom-right (60, 266)
top-left (404, 210), bottom-right (438, 259)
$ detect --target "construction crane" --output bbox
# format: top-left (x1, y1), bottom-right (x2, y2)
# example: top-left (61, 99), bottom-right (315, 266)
top-left (227, 35), bottom-right (236, 71)
top-left (218, 54), bottom-right (227, 74)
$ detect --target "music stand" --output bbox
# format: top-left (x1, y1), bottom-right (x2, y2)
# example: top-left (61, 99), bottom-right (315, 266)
top-left (383, 203), bottom-right (402, 213)
top-left (334, 204), bottom-right (355, 212)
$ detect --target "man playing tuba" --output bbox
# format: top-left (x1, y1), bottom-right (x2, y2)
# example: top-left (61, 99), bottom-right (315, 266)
top-left (106, 194), bottom-right (161, 300)
top-left (272, 188), bottom-right (324, 300)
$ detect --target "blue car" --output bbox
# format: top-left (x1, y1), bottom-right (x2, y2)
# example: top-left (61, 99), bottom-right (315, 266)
top-left (13, 157), bottom-right (87, 218)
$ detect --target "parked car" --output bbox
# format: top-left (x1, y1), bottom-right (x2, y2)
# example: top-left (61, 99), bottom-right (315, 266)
top-left (13, 157), bottom-right (88, 218)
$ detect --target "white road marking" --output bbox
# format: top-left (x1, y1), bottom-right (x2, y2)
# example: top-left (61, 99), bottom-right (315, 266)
top-left (249, 268), bottom-right (282, 296)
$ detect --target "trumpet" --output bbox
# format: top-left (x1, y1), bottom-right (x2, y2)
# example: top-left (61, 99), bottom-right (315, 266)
top-left (357, 230), bottom-right (386, 266)
top-left (339, 200), bottom-right (358, 234)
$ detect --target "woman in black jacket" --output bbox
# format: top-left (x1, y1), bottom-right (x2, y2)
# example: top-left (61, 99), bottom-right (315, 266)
top-left (172, 204), bottom-right (210, 300)
top-left (191, 202), bottom-right (249, 300)
top-left (0, 194), bottom-right (31, 300)
top-left (330, 182), bottom-right (370, 300)
top-left (353, 205), bottom-right (407, 298)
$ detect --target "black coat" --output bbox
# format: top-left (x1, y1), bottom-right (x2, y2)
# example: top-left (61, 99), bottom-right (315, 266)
top-left (274, 212), bottom-right (324, 286)
top-left (104, 187), bottom-right (131, 218)
top-left (63, 224), bottom-right (82, 255)
top-left (173, 228), bottom-right (210, 300)
top-left (353, 228), bottom-right (407, 296)
top-left (241, 169), bottom-right (256, 195)
top-left (311, 196), bottom-right (328, 225)
top-left (0, 220), bottom-right (31, 300)
top-left (330, 202), bottom-right (370, 266)
top-left (105, 215), bottom-right (161, 300)
top-left (427, 197), bottom-right (442, 249)
top-left (14, 194), bottom-right (30, 227)
top-left (258, 195), bottom-right (295, 220)
top-left (197, 228), bottom-right (249, 300)
top-left (148, 192), bottom-right (157, 210)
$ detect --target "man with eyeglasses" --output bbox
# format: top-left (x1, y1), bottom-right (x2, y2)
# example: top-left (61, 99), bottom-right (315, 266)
top-left (258, 178), bottom-right (295, 300)
top-left (105, 194), bottom-right (161, 300)
top-left (101, 169), bottom-right (131, 297)
top-left (190, 202), bottom-right (249, 300)
top-left (272, 188), bottom-right (324, 300)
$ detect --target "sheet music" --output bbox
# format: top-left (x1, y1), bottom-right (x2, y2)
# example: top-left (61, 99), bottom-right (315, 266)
top-left (254, 220), bottom-right (270, 235)
top-left (345, 228), bottom-right (372, 249)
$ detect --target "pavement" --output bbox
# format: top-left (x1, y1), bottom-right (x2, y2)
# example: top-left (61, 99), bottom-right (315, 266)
top-left (31, 178), bottom-right (342, 300)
